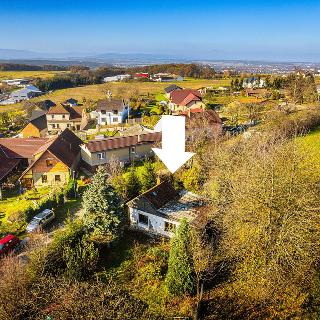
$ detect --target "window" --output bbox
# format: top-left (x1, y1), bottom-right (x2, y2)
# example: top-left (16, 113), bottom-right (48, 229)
top-left (57, 124), bottom-right (60, 129)
top-left (164, 221), bottom-right (176, 232)
top-left (46, 159), bottom-right (53, 166)
top-left (138, 213), bottom-right (148, 226)
top-left (131, 146), bottom-right (136, 154)
top-left (51, 115), bottom-right (54, 119)
top-left (101, 110), bottom-right (106, 115)
top-left (62, 115), bottom-right (66, 119)
top-left (52, 124), bottom-right (56, 129)
top-left (112, 117), bottom-right (118, 123)
top-left (67, 123), bottom-right (71, 128)
top-left (101, 118), bottom-right (106, 123)
top-left (97, 152), bottom-right (106, 160)
top-left (55, 175), bottom-right (61, 182)
top-left (113, 110), bottom-right (118, 115)
top-left (41, 175), bottom-right (47, 183)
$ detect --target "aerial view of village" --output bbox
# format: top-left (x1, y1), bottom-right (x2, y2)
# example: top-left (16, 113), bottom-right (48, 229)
top-left (1, 1), bottom-right (320, 319)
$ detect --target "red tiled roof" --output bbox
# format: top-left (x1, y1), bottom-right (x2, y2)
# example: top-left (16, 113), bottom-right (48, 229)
top-left (170, 89), bottom-right (202, 106)
top-left (47, 104), bottom-right (69, 114)
top-left (0, 138), bottom-right (49, 159)
top-left (47, 105), bottom-right (84, 120)
top-left (85, 132), bottom-right (161, 153)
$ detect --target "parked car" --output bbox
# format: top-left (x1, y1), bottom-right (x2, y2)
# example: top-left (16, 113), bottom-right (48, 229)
top-left (0, 234), bottom-right (21, 256)
top-left (26, 209), bottom-right (55, 233)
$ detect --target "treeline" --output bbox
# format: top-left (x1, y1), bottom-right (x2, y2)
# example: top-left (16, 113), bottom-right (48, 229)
top-left (0, 63), bottom-right (67, 71)
top-left (95, 63), bottom-right (216, 79)
top-left (34, 71), bottom-right (101, 91)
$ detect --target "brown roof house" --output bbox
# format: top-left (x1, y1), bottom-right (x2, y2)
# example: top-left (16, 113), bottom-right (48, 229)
top-left (81, 132), bottom-right (161, 169)
top-left (0, 137), bottom-right (49, 184)
top-left (169, 89), bottom-right (205, 114)
top-left (127, 180), bottom-right (206, 237)
top-left (46, 104), bottom-right (88, 133)
top-left (19, 129), bottom-right (83, 189)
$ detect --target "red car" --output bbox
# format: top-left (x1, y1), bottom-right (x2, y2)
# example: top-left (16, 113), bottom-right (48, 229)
top-left (0, 234), bottom-right (21, 256)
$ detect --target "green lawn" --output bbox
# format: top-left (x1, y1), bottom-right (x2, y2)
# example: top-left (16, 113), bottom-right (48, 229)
top-left (0, 187), bottom-right (51, 222)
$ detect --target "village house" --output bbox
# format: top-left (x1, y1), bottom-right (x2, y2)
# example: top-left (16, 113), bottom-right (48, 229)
top-left (2, 79), bottom-right (30, 86)
top-left (80, 132), bottom-right (161, 170)
top-left (164, 84), bottom-right (182, 98)
top-left (63, 98), bottom-right (78, 107)
top-left (245, 88), bottom-right (270, 99)
top-left (127, 180), bottom-right (205, 237)
top-left (96, 99), bottom-right (128, 125)
top-left (103, 74), bottom-right (131, 82)
top-left (134, 73), bottom-right (149, 79)
top-left (9, 85), bottom-right (43, 103)
top-left (0, 137), bottom-right (49, 184)
top-left (46, 104), bottom-right (88, 133)
top-left (242, 77), bottom-right (266, 89)
top-left (169, 89), bottom-right (205, 113)
top-left (21, 113), bottom-right (48, 138)
top-left (19, 129), bottom-right (83, 189)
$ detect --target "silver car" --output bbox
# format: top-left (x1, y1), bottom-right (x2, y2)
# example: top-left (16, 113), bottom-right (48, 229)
top-left (26, 209), bottom-right (55, 233)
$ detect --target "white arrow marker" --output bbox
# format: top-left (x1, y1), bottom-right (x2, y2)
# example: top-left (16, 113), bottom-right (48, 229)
top-left (152, 115), bottom-right (195, 173)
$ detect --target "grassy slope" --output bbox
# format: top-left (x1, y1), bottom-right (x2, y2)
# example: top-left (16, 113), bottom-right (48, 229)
top-left (0, 78), bottom-right (231, 113)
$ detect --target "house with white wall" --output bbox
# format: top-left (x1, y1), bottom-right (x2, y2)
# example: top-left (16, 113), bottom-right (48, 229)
top-left (96, 99), bottom-right (127, 125)
top-left (127, 181), bottom-right (205, 237)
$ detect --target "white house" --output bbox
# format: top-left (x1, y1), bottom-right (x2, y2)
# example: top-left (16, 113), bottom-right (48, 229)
top-left (127, 181), bottom-right (205, 237)
top-left (9, 85), bottom-right (42, 103)
top-left (2, 79), bottom-right (30, 86)
top-left (103, 74), bottom-right (131, 82)
top-left (96, 99), bottom-right (127, 125)
top-left (242, 77), bottom-right (266, 89)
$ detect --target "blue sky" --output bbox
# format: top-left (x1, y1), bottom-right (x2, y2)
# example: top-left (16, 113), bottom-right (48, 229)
top-left (1, 0), bottom-right (320, 61)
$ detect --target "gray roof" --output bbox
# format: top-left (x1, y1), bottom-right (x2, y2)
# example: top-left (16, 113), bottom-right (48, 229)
top-left (164, 84), bottom-right (182, 93)
top-left (30, 114), bottom-right (47, 131)
top-left (127, 181), bottom-right (205, 222)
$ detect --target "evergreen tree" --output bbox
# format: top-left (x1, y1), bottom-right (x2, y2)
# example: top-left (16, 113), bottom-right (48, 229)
top-left (125, 167), bottom-right (141, 200)
top-left (166, 219), bottom-right (195, 296)
top-left (139, 161), bottom-right (157, 192)
top-left (82, 166), bottom-right (123, 239)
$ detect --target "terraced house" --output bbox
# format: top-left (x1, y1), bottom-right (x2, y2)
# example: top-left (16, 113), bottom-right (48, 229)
top-left (19, 129), bottom-right (83, 189)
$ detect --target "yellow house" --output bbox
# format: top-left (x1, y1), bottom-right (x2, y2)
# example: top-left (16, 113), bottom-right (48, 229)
top-left (21, 114), bottom-right (47, 138)
top-left (20, 129), bottom-right (83, 189)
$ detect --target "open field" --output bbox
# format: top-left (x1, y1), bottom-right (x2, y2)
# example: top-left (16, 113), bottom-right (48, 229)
top-left (0, 70), bottom-right (69, 80)
top-left (0, 78), bottom-right (231, 113)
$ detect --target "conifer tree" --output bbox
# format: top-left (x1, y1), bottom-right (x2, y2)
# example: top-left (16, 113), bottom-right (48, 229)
top-left (82, 166), bottom-right (123, 239)
top-left (166, 219), bottom-right (195, 296)
top-left (125, 167), bottom-right (141, 200)
top-left (140, 161), bottom-right (157, 192)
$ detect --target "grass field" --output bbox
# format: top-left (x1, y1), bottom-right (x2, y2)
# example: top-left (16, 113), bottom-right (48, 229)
top-left (0, 70), bottom-right (69, 80)
top-left (0, 78), bottom-right (231, 113)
